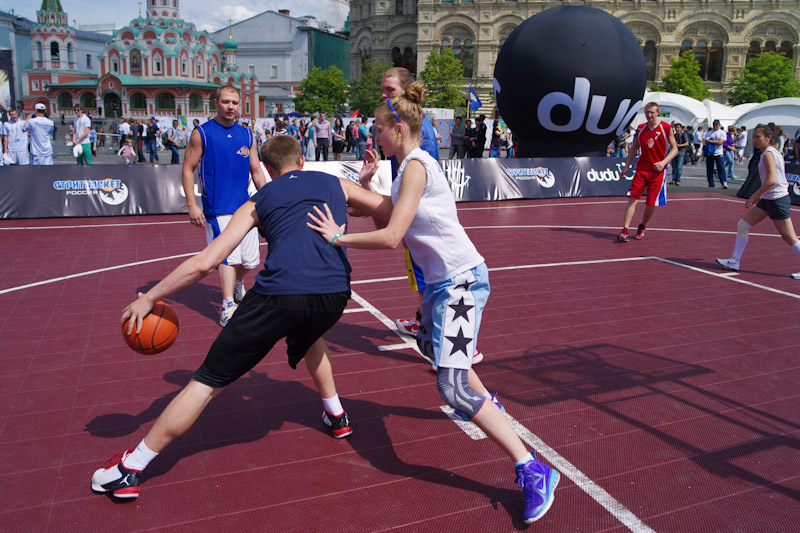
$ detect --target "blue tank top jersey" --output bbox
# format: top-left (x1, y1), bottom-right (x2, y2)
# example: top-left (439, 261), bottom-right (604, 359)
top-left (251, 170), bottom-right (351, 295)
top-left (197, 120), bottom-right (254, 216)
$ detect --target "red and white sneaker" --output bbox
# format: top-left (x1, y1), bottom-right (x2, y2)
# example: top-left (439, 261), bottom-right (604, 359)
top-left (617, 230), bottom-right (629, 242)
top-left (91, 449), bottom-right (141, 499)
top-left (395, 316), bottom-right (419, 336)
top-left (634, 223), bottom-right (646, 240)
top-left (322, 410), bottom-right (353, 439)
top-left (431, 350), bottom-right (484, 373)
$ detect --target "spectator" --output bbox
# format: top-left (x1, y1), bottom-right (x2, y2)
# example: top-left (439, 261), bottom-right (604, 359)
top-left (670, 123), bottom-right (689, 185)
top-left (88, 124), bottom-right (98, 157)
top-left (471, 115), bottom-right (487, 158)
top-left (489, 120), bottom-right (502, 158)
top-left (724, 125), bottom-right (736, 180)
top-left (356, 119), bottom-right (368, 160)
top-left (145, 118), bottom-right (160, 163)
top-left (449, 116), bottom-right (466, 159)
top-left (332, 117), bottom-right (345, 161)
top-left (694, 125), bottom-right (704, 161)
top-left (463, 118), bottom-right (476, 156)
top-left (737, 126), bottom-right (748, 164)
top-left (23, 103), bottom-right (54, 165)
top-left (704, 120), bottom-right (728, 188)
top-left (165, 119), bottom-right (181, 164)
top-left (72, 104), bottom-right (92, 165)
top-left (118, 138), bottom-right (135, 165)
top-left (313, 113), bottom-right (332, 161)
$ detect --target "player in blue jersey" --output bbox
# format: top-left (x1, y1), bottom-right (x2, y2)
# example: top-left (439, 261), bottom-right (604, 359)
top-left (182, 84), bottom-right (268, 326)
top-left (92, 134), bottom-right (388, 500)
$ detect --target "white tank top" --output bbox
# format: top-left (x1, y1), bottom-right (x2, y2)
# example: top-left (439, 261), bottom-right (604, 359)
top-left (758, 146), bottom-right (789, 200)
top-left (392, 148), bottom-right (484, 283)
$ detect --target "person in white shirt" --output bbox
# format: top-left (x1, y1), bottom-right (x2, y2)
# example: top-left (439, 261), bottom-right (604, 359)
top-left (72, 104), bottom-right (93, 165)
top-left (3, 109), bottom-right (30, 165)
top-left (22, 103), bottom-right (54, 165)
top-left (704, 119), bottom-right (728, 188)
top-left (118, 118), bottom-right (131, 149)
top-left (736, 126), bottom-right (747, 163)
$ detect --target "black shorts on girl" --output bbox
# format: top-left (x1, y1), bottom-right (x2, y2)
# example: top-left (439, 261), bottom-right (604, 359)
top-left (756, 195), bottom-right (791, 220)
top-left (194, 290), bottom-right (350, 388)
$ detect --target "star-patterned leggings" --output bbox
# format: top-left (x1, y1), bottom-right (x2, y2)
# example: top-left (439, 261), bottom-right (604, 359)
top-left (416, 263), bottom-right (489, 370)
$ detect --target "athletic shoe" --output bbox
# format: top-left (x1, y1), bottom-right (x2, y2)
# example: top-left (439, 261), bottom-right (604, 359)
top-left (395, 316), bottom-right (419, 336)
top-left (617, 230), bottom-right (629, 243)
top-left (634, 224), bottom-right (646, 241)
top-left (322, 410), bottom-right (353, 439)
top-left (233, 281), bottom-right (246, 304)
top-left (514, 459), bottom-right (561, 524)
top-left (454, 392), bottom-right (505, 421)
top-left (674, 181), bottom-right (680, 186)
top-left (791, 272), bottom-right (800, 280)
top-left (431, 350), bottom-right (483, 373)
top-left (91, 449), bottom-right (141, 499)
top-left (722, 183), bottom-right (729, 189)
top-left (219, 300), bottom-right (238, 327)
top-left (716, 257), bottom-right (740, 272)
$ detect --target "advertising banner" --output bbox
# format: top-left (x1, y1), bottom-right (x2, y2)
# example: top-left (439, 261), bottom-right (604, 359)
top-left (0, 158), bottom-right (630, 219)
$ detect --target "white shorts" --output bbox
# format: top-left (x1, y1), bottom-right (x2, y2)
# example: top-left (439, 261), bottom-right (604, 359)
top-left (7, 151), bottom-right (30, 165)
top-left (32, 155), bottom-right (54, 165)
top-left (205, 214), bottom-right (261, 269)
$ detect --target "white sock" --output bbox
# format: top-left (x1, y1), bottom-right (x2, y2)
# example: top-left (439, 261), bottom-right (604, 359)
top-left (482, 390), bottom-right (494, 401)
top-left (235, 279), bottom-right (244, 290)
top-left (791, 241), bottom-right (800, 259)
top-left (124, 439), bottom-right (159, 471)
top-left (222, 296), bottom-right (234, 307)
top-left (323, 394), bottom-right (343, 416)
top-left (514, 452), bottom-right (535, 466)
top-left (733, 236), bottom-right (748, 260)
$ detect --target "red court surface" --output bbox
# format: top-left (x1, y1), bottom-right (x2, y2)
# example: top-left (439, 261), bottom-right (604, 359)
top-left (1, 193), bottom-right (799, 532)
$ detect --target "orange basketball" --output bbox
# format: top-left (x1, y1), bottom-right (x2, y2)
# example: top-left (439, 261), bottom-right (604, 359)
top-left (122, 301), bottom-right (179, 355)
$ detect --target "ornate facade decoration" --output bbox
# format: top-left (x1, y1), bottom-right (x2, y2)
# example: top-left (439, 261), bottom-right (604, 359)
top-left (349, 1), bottom-right (800, 116)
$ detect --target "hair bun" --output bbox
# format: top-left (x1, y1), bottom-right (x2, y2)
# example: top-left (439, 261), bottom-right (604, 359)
top-left (404, 82), bottom-right (427, 105)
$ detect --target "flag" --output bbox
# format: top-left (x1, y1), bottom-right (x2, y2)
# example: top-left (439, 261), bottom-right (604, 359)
top-left (350, 109), bottom-right (360, 118)
top-left (468, 87), bottom-right (482, 111)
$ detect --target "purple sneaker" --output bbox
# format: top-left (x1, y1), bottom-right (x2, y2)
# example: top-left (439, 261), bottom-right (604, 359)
top-left (514, 459), bottom-right (560, 523)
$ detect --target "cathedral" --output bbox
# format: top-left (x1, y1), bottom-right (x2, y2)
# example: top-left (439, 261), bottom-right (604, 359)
top-left (348, 0), bottom-right (800, 115)
top-left (23, 0), bottom-right (258, 119)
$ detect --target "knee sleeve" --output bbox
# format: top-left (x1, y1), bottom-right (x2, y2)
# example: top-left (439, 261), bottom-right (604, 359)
top-left (737, 219), bottom-right (751, 239)
top-left (436, 368), bottom-right (485, 420)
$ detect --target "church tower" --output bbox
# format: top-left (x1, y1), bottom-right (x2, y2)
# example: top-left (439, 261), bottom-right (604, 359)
top-left (32, 0), bottom-right (77, 71)
top-left (147, 0), bottom-right (180, 19)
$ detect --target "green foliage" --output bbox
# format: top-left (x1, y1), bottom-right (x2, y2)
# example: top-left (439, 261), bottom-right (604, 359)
top-left (419, 48), bottom-right (464, 109)
top-left (348, 59), bottom-right (392, 116)
top-left (651, 51), bottom-right (709, 101)
top-left (727, 51), bottom-right (800, 105)
top-left (294, 66), bottom-right (348, 115)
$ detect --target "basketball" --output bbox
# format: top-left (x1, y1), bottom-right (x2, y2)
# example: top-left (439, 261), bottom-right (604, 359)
top-left (122, 301), bottom-right (179, 355)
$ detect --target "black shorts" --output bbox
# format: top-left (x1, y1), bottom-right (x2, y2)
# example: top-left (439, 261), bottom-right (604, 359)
top-left (194, 290), bottom-right (350, 387)
top-left (756, 195), bottom-right (791, 220)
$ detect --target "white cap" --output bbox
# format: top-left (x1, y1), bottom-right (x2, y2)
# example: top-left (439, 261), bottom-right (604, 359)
top-left (35, 103), bottom-right (46, 111)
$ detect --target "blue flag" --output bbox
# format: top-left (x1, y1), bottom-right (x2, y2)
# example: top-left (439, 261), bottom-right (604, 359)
top-left (468, 86), bottom-right (482, 111)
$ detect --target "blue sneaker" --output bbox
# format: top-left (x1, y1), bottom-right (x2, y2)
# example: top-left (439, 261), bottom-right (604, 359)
top-left (454, 392), bottom-right (505, 421)
top-left (514, 459), bottom-right (560, 523)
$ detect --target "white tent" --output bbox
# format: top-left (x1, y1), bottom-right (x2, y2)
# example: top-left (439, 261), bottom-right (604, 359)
top-left (734, 97), bottom-right (800, 138)
top-left (631, 92), bottom-right (708, 128)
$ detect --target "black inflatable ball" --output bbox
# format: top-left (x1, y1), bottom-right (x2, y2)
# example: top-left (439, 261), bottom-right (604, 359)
top-left (493, 6), bottom-right (646, 157)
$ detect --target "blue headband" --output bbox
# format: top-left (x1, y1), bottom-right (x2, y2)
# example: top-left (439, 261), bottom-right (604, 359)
top-left (386, 98), bottom-right (401, 124)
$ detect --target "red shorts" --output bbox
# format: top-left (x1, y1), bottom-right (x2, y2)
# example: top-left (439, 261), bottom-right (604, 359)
top-left (630, 168), bottom-right (666, 206)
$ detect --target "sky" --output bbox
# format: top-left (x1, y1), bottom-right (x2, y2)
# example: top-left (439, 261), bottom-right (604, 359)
top-left (1, 0), bottom-right (330, 33)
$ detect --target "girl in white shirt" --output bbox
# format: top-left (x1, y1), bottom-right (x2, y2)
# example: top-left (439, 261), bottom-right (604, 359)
top-left (307, 82), bottom-right (559, 525)
top-left (717, 124), bottom-right (800, 278)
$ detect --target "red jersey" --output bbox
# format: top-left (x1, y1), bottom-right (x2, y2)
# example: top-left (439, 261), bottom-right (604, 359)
top-left (635, 121), bottom-right (671, 171)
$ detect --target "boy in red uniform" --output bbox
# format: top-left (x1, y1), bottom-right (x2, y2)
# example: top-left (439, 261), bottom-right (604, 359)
top-left (617, 102), bottom-right (678, 242)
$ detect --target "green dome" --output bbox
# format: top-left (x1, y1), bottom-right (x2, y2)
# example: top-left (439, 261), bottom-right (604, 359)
top-left (223, 35), bottom-right (237, 50)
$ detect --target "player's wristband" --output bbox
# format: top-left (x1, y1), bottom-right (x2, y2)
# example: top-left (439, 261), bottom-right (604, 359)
top-left (330, 233), bottom-right (343, 247)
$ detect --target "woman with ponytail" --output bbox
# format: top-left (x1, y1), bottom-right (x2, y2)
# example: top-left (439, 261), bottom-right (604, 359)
top-left (307, 82), bottom-right (560, 525)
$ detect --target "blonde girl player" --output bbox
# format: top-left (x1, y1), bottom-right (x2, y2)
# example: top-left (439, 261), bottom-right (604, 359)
top-left (306, 83), bottom-right (560, 524)
top-left (716, 124), bottom-right (800, 278)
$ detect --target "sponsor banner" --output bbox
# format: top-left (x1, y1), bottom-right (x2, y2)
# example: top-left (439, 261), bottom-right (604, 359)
top-left (440, 157), bottom-right (631, 201)
top-left (786, 164), bottom-right (800, 205)
top-left (0, 158), bottom-right (629, 219)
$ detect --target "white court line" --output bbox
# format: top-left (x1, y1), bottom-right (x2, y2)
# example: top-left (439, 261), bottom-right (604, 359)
top-left (464, 224), bottom-right (781, 238)
top-left (342, 308), bottom-right (370, 314)
top-left (437, 405), bottom-right (655, 532)
top-left (349, 290), bottom-right (427, 360)
top-left (0, 220), bottom-right (189, 231)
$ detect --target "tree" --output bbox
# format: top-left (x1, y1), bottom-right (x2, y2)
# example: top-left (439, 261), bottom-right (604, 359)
top-left (651, 51), bottom-right (709, 101)
top-left (727, 51), bottom-right (800, 105)
top-left (348, 59), bottom-right (392, 117)
top-left (419, 48), bottom-right (464, 109)
top-left (294, 66), bottom-right (348, 115)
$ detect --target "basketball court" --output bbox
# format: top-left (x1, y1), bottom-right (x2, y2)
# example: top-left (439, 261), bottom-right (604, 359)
top-left (1, 192), bottom-right (798, 532)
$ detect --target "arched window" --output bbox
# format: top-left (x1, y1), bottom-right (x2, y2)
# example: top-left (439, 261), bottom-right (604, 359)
top-left (499, 25), bottom-right (514, 48)
top-left (643, 40), bottom-right (657, 81)
top-left (129, 93), bottom-right (146, 109)
top-left (155, 92), bottom-right (175, 110)
top-left (154, 56), bottom-right (162, 74)
top-left (57, 93), bottom-right (72, 109)
top-left (392, 47), bottom-right (402, 67)
top-left (396, 1), bottom-right (403, 15)
top-left (403, 47), bottom-right (416, 75)
top-left (441, 25), bottom-right (474, 78)
top-left (189, 93), bottom-right (203, 111)
top-left (708, 40), bottom-right (723, 82)
top-left (764, 40), bottom-right (777, 54)
top-left (50, 42), bottom-right (60, 60)
top-left (746, 41), bottom-right (761, 64)
top-left (130, 50), bottom-right (142, 73)
top-left (80, 92), bottom-right (96, 110)
top-left (780, 41), bottom-right (793, 60)
top-left (67, 42), bottom-right (73, 64)
top-left (35, 42), bottom-right (43, 62)
top-left (682, 39), bottom-right (723, 82)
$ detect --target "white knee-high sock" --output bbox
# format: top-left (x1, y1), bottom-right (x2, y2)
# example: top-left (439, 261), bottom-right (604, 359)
top-left (323, 394), bottom-right (343, 416)
top-left (733, 236), bottom-right (748, 260)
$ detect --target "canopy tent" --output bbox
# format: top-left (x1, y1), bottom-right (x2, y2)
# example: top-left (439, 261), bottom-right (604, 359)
top-left (733, 98), bottom-right (800, 138)
top-left (630, 92), bottom-right (708, 129)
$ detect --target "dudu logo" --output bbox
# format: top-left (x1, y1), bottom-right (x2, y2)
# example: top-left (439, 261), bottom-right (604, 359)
top-left (586, 163), bottom-right (630, 182)
top-left (537, 77), bottom-right (641, 137)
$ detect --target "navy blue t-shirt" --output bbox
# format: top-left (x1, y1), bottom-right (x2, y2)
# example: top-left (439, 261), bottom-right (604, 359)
top-left (251, 170), bottom-right (351, 295)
